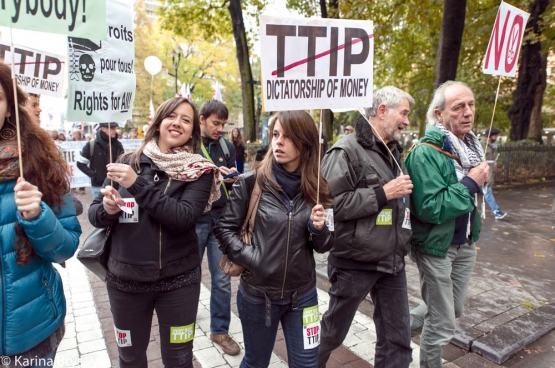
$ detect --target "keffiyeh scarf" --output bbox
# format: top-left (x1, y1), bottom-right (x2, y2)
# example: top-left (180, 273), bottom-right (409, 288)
top-left (435, 122), bottom-right (487, 224)
top-left (143, 140), bottom-right (222, 211)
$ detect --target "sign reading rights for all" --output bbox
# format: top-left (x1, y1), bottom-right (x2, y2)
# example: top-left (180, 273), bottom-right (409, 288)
top-left (260, 15), bottom-right (373, 111)
top-left (0, 0), bottom-right (106, 39)
top-left (67, 0), bottom-right (135, 122)
top-left (482, 1), bottom-right (530, 77)
top-left (0, 42), bottom-right (65, 97)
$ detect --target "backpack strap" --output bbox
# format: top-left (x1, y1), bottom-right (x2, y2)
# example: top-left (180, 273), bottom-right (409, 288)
top-left (412, 142), bottom-right (462, 166)
top-left (89, 139), bottom-right (95, 157)
top-left (218, 136), bottom-right (230, 160)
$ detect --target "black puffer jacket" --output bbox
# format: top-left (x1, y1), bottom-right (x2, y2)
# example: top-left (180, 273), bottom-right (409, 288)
top-left (214, 172), bottom-right (333, 300)
top-left (88, 154), bottom-right (213, 282)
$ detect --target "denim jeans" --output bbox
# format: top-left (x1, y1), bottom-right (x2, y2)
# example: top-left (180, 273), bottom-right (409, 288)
top-left (410, 243), bottom-right (477, 368)
top-left (196, 222), bottom-right (231, 334)
top-left (107, 282), bottom-right (201, 368)
top-left (482, 184), bottom-right (499, 213)
top-left (318, 265), bottom-right (412, 368)
top-left (238, 288), bottom-right (319, 368)
top-left (91, 186), bottom-right (102, 201)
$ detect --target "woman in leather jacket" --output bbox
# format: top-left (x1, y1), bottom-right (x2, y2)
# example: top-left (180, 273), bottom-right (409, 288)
top-left (214, 111), bottom-right (333, 368)
top-left (88, 97), bottom-right (221, 368)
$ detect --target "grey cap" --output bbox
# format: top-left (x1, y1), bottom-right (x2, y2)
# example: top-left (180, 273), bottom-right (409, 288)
top-left (98, 122), bottom-right (118, 128)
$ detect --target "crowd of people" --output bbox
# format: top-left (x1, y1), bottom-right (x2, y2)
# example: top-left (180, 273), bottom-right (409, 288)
top-left (0, 54), bottom-right (508, 368)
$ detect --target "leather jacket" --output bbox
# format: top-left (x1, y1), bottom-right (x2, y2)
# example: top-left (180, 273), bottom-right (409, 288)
top-left (214, 172), bottom-right (333, 300)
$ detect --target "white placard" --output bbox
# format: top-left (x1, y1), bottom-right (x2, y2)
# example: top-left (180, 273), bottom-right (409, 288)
top-left (67, 0), bottom-right (135, 122)
top-left (260, 15), bottom-right (373, 111)
top-left (482, 1), bottom-right (530, 77)
top-left (0, 42), bottom-right (65, 97)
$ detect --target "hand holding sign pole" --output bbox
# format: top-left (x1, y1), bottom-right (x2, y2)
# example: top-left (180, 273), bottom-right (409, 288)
top-left (482, 1), bottom-right (530, 154)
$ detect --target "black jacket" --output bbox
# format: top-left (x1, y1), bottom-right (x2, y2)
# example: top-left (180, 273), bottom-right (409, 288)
top-left (77, 130), bottom-right (124, 187)
top-left (199, 136), bottom-right (236, 222)
top-left (321, 115), bottom-right (411, 274)
top-left (214, 172), bottom-right (333, 300)
top-left (88, 154), bottom-right (213, 282)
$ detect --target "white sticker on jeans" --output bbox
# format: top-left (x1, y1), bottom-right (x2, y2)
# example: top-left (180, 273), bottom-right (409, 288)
top-left (303, 305), bottom-right (320, 349)
top-left (119, 198), bottom-right (139, 223)
top-left (325, 208), bottom-right (334, 232)
top-left (115, 327), bottom-right (132, 347)
top-left (402, 208), bottom-right (411, 230)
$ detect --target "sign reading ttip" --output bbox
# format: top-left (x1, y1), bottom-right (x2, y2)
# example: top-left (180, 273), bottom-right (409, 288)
top-left (482, 1), bottom-right (530, 77)
top-left (260, 15), bottom-right (373, 111)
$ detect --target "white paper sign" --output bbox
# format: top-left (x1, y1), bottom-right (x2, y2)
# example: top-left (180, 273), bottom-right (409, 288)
top-left (260, 15), bottom-right (373, 111)
top-left (482, 1), bottom-right (530, 77)
top-left (302, 305), bottom-right (320, 350)
top-left (67, 0), bottom-right (135, 122)
top-left (0, 43), bottom-right (65, 97)
top-left (58, 141), bottom-right (91, 188)
top-left (119, 198), bottom-right (138, 223)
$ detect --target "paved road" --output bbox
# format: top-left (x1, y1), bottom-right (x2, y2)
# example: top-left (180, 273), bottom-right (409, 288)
top-left (53, 183), bottom-right (555, 367)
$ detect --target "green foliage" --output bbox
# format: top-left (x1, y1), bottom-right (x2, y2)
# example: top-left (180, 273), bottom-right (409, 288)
top-left (285, 0), bottom-right (554, 140)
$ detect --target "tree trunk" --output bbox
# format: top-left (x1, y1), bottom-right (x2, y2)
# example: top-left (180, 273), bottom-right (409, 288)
top-left (228, 0), bottom-right (256, 142)
top-left (508, 0), bottom-right (550, 141)
top-left (527, 46), bottom-right (548, 143)
top-left (433, 0), bottom-right (466, 88)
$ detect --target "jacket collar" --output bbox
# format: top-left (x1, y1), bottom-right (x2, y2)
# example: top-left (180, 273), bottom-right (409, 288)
top-left (354, 114), bottom-right (403, 153)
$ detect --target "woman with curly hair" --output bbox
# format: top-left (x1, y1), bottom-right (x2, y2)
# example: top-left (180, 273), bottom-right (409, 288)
top-left (0, 61), bottom-right (81, 365)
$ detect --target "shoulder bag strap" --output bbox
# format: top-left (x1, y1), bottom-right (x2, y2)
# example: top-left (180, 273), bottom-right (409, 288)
top-left (417, 142), bottom-right (462, 166)
top-left (240, 176), bottom-right (261, 238)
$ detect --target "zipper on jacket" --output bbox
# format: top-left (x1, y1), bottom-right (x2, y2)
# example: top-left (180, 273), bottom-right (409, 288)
top-left (1, 258), bottom-right (4, 354)
top-left (43, 278), bottom-right (58, 319)
top-left (280, 201), bottom-right (293, 299)
top-left (159, 177), bottom-right (172, 269)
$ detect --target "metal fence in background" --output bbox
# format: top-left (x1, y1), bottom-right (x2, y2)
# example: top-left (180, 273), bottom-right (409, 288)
top-left (495, 145), bottom-right (555, 185)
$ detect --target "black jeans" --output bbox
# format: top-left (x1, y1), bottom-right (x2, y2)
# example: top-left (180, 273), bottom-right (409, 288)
top-left (107, 282), bottom-right (200, 368)
top-left (318, 265), bottom-right (412, 368)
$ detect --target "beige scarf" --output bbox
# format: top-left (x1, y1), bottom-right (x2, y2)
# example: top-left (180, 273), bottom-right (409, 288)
top-left (143, 140), bottom-right (222, 211)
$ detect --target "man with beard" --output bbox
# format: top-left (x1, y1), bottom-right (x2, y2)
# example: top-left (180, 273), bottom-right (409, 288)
top-left (318, 86), bottom-right (414, 367)
top-left (406, 81), bottom-right (489, 367)
top-left (77, 122), bottom-right (124, 199)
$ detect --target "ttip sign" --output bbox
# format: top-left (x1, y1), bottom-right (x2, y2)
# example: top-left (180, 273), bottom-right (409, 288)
top-left (482, 1), bottom-right (530, 77)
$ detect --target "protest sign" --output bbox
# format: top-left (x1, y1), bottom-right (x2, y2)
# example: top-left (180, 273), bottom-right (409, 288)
top-left (59, 141), bottom-right (90, 188)
top-left (0, 42), bottom-right (65, 97)
top-left (0, 0), bottom-right (106, 40)
top-left (67, 0), bottom-right (135, 122)
top-left (482, 1), bottom-right (530, 77)
top-left (260, 15), bottom-right (373, 111)
top-left (60, 139), bottom-right (143, 188)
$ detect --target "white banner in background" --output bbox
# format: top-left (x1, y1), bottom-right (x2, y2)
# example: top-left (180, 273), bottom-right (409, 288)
top-left (67, 0), bottom-right (135, 122)
top-left (482, 1), bottom-right (530, 77)
top-left (260, 15), bottom-right (374, 111)
top-left (0, 42), bottom-right (65, 97)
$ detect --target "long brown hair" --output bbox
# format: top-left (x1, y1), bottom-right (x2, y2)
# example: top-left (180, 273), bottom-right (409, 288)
top-left (123, 97), bottom-right (201, 169)
top-left (256, 111), bottom-right (332, 207)
top-left (0, 62), bottom-right (70, 265)
top-left (230, 128), bottom-right (244, 147)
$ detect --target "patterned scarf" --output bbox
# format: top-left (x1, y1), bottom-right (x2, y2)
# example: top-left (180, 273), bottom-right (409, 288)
top-left (143, 140), bottom-right (222, 211)
top-left (434, 122), bottom-right (484, 181)
top-left (434, 121), bottom-right (487, 224)
top-left (0, 138), bottom-right (22, 182)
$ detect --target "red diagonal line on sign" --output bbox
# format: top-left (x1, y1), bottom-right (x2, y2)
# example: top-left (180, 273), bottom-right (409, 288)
top-left (271, 33), bottom-right (374, 76)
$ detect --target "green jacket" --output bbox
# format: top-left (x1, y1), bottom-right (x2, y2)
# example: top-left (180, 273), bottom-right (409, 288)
top-left (405, 125), bottom-right (482, 257)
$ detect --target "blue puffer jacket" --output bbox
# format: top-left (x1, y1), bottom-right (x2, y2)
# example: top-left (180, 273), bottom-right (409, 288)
top-left (0, 180), bottom-right (81, 356)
